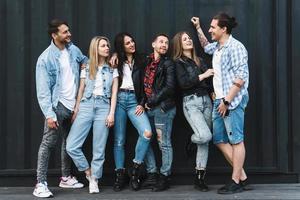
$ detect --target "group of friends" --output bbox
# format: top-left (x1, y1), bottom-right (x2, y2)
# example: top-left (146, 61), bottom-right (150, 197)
top-left (33, 12), bottom-right (250, 198)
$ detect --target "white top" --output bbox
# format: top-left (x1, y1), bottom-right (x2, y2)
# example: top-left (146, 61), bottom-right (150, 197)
top-left (80, 66), bottom-right (119, 96)
top-left (120, 62), bottom-right (134, 90)
top-left (212, 47), bottom-right (225, 99)
top-left (58, 48), bottom-right (76, 111)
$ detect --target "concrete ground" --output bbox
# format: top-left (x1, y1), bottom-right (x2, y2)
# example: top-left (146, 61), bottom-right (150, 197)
top-left (1, 184), bottom-right (300, 200)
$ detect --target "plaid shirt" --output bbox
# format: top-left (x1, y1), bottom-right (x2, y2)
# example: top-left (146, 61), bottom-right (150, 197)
top-left (204, 35), bottom-right (249, 109)
top-left (144, 53), bottom-right (160, 99)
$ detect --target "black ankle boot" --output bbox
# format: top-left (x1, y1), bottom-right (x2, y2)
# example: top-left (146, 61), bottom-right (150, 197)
top-left (152, 174), bottom-right (170, 192)
top-left (129, 162), bottom-right (142, 191)
top-left (142, 173), bottom-right (157, 189)
top-left (113, 168), bottom-right (127, 192)
top-left (194, 169), bottom-right (209, 192)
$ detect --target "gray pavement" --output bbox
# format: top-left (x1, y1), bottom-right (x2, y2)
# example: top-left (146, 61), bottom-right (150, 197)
top-left (1, 184), bottom-right (300, 200)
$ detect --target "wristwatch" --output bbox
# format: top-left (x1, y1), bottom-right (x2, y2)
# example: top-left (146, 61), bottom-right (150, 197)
top-left (222, 98), bottom-right (230, 106)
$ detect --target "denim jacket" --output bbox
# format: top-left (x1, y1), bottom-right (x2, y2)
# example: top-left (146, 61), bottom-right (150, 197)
top-left (36, 40), bottom-right (88, 121)
top-left (82, 64), bottom-right (115, 100)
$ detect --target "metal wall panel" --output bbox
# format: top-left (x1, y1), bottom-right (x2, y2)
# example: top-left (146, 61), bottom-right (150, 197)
top-left (0, 0), bottom-right (299, 184)
top-left (292, 0), bottom-right (300, 179)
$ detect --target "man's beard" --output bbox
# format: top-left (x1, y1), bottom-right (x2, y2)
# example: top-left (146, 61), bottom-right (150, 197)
top-left (61, 37), bottom-right (71, 44)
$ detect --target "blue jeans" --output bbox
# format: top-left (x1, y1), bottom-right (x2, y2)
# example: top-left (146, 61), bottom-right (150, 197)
top-left (66, 96), bottom-right (110, 179)
top-left (144, 107), bottom-right (176, 176)
top-left (182, 94), bottom-right (212, 169)
top-left (36, 102), bottom-right (72, 182)
top-left (113, 91), bottom-right (152, 169)
top-left (212, 94), bottom-right (249, 145)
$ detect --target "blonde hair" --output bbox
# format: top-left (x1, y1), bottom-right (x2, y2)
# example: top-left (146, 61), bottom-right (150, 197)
top-left (88, 36), bottom-right (111, 79)
top-left (172, 31), bottom-right (200, 66)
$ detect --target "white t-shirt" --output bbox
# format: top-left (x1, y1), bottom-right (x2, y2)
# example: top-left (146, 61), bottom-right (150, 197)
top-left (212, 47), bottom-right (225, 99)
top-left (120, 62), bottom-right (134, 90)
top-left (59, 48), bottom-right (76, 111)
top-left (81, 66), bottom-right (119, 96)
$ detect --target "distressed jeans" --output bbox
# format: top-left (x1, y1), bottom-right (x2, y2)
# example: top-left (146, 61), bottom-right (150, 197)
top-left (144, 107), bottom-right (176, 176)
top-left (212, 94), bottom-right (249, 144)
top-left (113, 91), bottom-right (152, 169)
top-left (183, 94), bottom-right (212, 169)
top-left (36, 102), bottom-right (72, 182)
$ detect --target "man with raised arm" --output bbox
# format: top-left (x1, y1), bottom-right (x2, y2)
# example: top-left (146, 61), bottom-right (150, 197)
top-left (191, 13), bottom-right (251, 194)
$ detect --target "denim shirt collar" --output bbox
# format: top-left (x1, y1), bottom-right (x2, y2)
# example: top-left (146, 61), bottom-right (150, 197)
top-left (50, 40), bottom-right (73, 58)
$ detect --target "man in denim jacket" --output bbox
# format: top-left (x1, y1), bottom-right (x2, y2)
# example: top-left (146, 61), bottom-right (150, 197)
top-left (33, 19), bottom-right (87, 198)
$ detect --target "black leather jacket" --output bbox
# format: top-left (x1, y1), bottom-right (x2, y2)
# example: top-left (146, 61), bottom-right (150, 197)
top-left (118, 58), bottom-right (147, 106)
top-left (145, 56), bottom-right (176, 112)
top-left (175, 56), bottom-right (213, 97)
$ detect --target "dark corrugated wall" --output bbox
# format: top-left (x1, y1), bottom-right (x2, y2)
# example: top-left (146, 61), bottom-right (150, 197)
top-left (0, 0), bottom-right (299, 185)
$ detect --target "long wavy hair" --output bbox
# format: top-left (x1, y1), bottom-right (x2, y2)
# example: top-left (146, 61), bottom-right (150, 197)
top-left (172, 31), bottom-right (200, 66)
top-left (88, 36), bottom-right (111, 80)
top-left (114, 32), bottom-right (143, 77)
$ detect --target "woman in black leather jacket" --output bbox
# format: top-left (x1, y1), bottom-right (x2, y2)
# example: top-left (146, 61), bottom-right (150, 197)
top-left (173, 31), bottom-right (214, 192)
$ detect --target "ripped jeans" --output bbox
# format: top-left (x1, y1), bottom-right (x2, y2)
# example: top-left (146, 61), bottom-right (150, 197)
top-left (113, 91), bottom-right (152, 169)
top-left (144, 107), bottom-right (176, 176)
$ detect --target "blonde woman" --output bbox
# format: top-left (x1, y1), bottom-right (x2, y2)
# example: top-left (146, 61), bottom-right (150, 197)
top-left (173, 31), bottom-right (214, 191)
top-left (66, 36), bottom-right (118, 193)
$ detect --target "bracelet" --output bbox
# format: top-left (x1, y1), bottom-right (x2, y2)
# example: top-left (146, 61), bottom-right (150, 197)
top-left (233, 82), bottom-right (242, 88)
top-left (222, 98), bottom-right (230, 106)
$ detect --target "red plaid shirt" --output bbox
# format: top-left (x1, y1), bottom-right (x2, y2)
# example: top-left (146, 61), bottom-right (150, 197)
top-left (144, 53), bottom-right (160, 99)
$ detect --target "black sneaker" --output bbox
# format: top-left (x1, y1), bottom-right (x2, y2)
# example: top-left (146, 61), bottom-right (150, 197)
top-left (240, 179), bottom-right (253, 191)
top-left (217, 180), bottom-right (243, 194)
top-left (142, 173), bottom-right (157, 189)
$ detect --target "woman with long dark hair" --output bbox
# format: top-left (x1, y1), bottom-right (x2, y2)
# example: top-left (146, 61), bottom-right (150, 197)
top-left (112, 32), bottom-right (152, 191)
top-left (173, 31), bottom-right (214, 191)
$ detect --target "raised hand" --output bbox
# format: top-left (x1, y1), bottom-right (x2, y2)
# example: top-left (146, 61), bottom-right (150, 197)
top-left (191, 17), bottom-right (200, 29)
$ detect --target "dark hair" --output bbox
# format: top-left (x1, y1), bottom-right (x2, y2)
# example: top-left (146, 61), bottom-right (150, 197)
top-left (48, 19), bottom-right (69, 38)
top-left (213, 12), bottom-right (237, 34)
top-left (114, 32), bottom-right (143, 77)
top-left (152, 33), bottom-right (169, 42)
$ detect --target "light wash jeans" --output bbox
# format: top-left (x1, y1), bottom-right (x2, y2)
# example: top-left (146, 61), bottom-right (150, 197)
top-left (144, 107), bottom-right (176, 176)
top-left (113, 91), bottom-right (152, 169)
top-left (182, 94), bottom-right (212, 169)
top-left (66, 96), bottom-right (110, 179)
top-left (212, 94), bottom-right (249, 144)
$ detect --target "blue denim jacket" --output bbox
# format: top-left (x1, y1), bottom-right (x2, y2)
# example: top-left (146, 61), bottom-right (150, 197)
top-left (82, 64), bottom-right (114, 100)
top-left (36, 40), bottom-right (88, 121)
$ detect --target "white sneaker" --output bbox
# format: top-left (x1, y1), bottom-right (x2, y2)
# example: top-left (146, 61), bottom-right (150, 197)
top-left (59, 176), bottom-right (84, 188)
top-left (33, 182), bottom-right (53, 198)
top-left (89, 177), bottom-right (99, 194)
